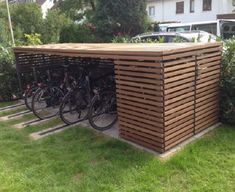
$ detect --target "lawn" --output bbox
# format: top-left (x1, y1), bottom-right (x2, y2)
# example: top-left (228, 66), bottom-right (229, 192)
top-left (0, 103), bottom-right (234, 192)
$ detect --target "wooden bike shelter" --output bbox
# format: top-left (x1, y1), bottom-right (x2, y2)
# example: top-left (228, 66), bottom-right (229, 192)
top-left (14, 43), bottom-right (222, 153)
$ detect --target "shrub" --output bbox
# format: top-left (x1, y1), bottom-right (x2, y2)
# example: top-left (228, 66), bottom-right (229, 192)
top-left (60, 24), bottom-right (96, 43)
top-left (220, 37), bottom-right (235, 124)
top-left (0, 45), bottom-right (18, 101)
top-left (112, 35), bottom-right (131, 43)
top-left (24, 33), bottom-right (42, 45)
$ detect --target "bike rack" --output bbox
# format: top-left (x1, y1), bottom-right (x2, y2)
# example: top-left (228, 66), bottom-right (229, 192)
top-left (13, 43), bottom-right (222, 154)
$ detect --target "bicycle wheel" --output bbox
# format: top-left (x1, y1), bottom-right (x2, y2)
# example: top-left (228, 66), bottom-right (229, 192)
top-left (24, 86), bottom-right (38, 111)
top-left (32, 86), bottom-right (64, 119)
top-left (88, 90), bottom-right (117, 131)
top-left (59, 88), bottom-right (89, 125)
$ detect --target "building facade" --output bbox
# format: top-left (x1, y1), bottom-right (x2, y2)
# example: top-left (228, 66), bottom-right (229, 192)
top-left (147, 0), bottom-right (235, 23)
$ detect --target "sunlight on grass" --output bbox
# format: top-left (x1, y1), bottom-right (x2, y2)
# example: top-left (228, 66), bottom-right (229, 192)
top-left (0, 115), bottom-right (234, 191)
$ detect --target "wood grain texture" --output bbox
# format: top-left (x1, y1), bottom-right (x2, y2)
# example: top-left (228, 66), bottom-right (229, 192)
top-left (14, 43), bottom-right (222, 154)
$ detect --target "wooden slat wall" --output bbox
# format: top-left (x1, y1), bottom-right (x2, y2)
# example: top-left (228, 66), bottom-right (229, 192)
top-left (163, 55), bottom-right (195, 151)
top-left (195, 49), bottom-right (221, 133)
top-left (162, 45), bottom-right (221, 152)
top-left (115, 59), bottom-right (165, 153)
top-left (15, 43), bottom-right (222, 154)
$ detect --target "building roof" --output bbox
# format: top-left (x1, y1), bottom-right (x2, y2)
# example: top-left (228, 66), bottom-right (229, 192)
top-left (13, 43), bottom-right (221, 59)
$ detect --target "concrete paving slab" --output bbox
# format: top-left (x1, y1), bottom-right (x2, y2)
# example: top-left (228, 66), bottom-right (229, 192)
top-left (0, 100), bottom-right (24, 112)
top-left (13, 118), bottom-right (41, 129)
top-left (30, 123), bottom-right (75, 140)
top-left (0, 110), bottom-right (32, 121)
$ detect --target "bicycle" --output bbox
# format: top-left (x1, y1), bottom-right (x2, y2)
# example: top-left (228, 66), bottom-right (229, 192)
top-left (59, 64), bottom-right (117, 130)
top-left (88, 75), bottom-right (117, 131)
top-left (31, 65), bottom-right (77, 119)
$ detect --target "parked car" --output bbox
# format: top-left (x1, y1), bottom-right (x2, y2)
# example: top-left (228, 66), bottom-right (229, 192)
top-left (131, 31), bottom-right (217, 43)
top-left (166, 19), bottom-right (235, 39)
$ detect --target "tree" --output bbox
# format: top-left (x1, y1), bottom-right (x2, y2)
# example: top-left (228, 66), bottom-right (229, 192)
top-left (11, 3), bottom-right (43, 38)
top-left (92, 0), bottom-right (148, 42)
top-left (41, 9), bottom-right (72, 43)
top-left (60, 23), bottom-right (96, 43)
top-left (54, 0), bottom-right (96, 21)
top-left (0, 3), bottom-right (11, 45)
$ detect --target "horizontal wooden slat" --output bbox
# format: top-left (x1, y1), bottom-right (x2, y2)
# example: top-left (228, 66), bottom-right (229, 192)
top-left (115, 60), bottom-right (162, 67)
top-left (119, 116), bottom-right (163, 133)
top-left (165, 87), bottom-right (194, 100)
top-left (165, 101), bottom-right (194, 115)
top-left (165, 119), bottom-right (194, 136)
top-left (196, 82), bottom-right (219, 94)
top-left (196, 95), bottom-right (219, 108)
top-left (165, 110), bottom-right (194, 126)
top-left (117, 98), bottom-right (163, 112)
top-left (115, 65), bottom-right (162, 73)
top-left (119, 121), bottom-right (163, 138)
top-left (165, 96), bottom-right (194, 111)
top-left (117, 89), bottom-right (163, 102)
top-left (116, 75), bottom-right (162, 85)
top-left (118, 112), bottom-right (163, 128)
top-left (165, 72), bottom-right (195, 83)
top-left (116, 84), bottom-right (163, 96)
top-left (164, 61), bottom-right (195, 72)
top-left (165, 76), bottom-right (195, 89)
top-left (165, 124), bottom-right (194, 141)
top-left (117, 94), bottom-right (163, 107)
top-left (117, 103), bottom-right (163, 118)
top-left (116, 79), bottom-right (162, 90)
top-left (195, 120), bottom-right (219, 133)
top-left (165, 67), bottom-right (195, 78)
top-left (165, 114), bottom-right (194, 131)
top-left (118, 107), bottom-right (163, 123)
top-left (115, 70), bottom-right (162, 79)
top-left (165, 82), bottom-right (194, 95)
top-left (165, 129), bottom-right (194, 146)
top-left (195, 99), bottom-right (219, 113)
top-left (165, 92), bottom-right (194, 106)
top-left (165, 105), bottom-right (194, 121)
top-left (165, 133), bottom-right (193, 151)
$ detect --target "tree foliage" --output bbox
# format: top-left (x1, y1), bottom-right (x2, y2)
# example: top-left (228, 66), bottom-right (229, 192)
top-left (54, 0), bottom-right (96, 21)
top-left (60, 23), bottom-right (96, 43)
top-left (0, 45), bottom-right (18, 101)
top-left (220, 38), bottom-right (235, 124)
top-left (11, 3), bottom-right (43, 41)
top-left (41, 9), bottom-right (72, 43)
top-left (92, 0), bottom-right (148, 42)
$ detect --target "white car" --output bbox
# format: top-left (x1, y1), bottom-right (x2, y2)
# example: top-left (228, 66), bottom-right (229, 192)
top-left (131, 31), bottom-right (217, 43)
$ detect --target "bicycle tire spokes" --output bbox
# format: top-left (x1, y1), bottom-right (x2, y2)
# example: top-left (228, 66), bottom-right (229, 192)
top-left (59, 90), bottom-right (89, 125)
top-left (32, 87), bottom-right (64, 119)
top-left (88, 91), bottom-right (117, 131)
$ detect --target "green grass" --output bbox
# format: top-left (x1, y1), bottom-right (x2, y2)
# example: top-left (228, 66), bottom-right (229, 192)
top-left (0, 101), bottom-right (18, 108)
top-left (0, 105), bottom-right (234, 191)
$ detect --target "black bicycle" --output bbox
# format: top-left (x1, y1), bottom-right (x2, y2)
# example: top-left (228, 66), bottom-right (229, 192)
top-left (88, 76), bottom-right (117, 131)
top-left (31, 65), bottom-right (77, 119)
top-left (59, 65), bottom-right (117, 130)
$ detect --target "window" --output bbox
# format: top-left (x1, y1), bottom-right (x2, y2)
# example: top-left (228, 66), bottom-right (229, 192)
top-left (190, 0), bottom-right (195, 13)
top-left (233, 0), bottom-right (235, 6)
top-left (176, 1), bottom-right (184, 14)
top-left (191, 23), bottom-right (217, 35)
top-left (167, 26), bottom-right (190, 32)
top-left (203, 0), bottom-right (212, 11)
top-left (148, 6), bottom-right (155, 16)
